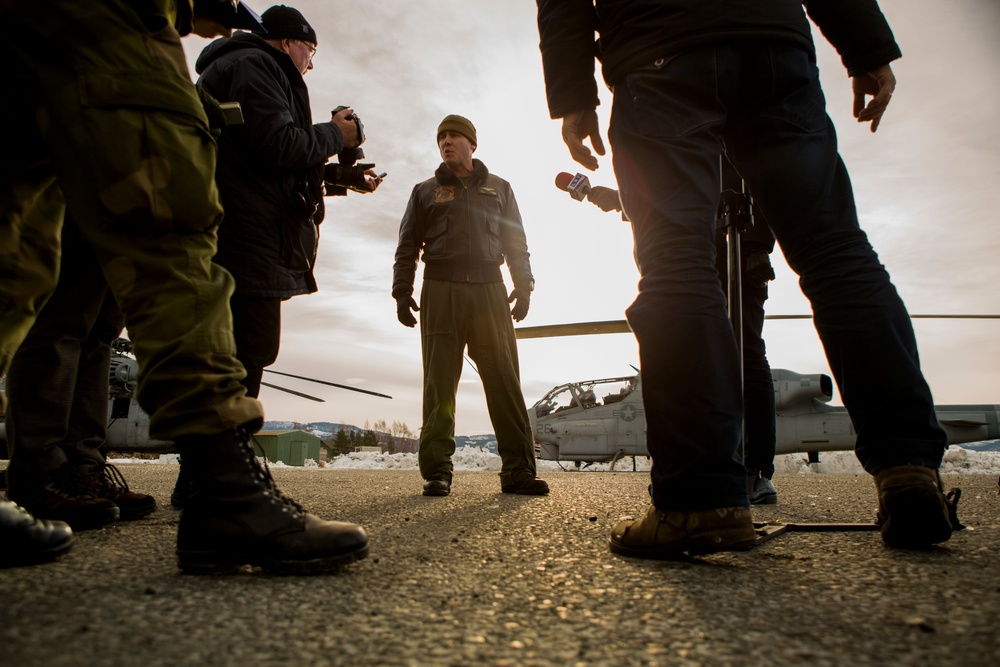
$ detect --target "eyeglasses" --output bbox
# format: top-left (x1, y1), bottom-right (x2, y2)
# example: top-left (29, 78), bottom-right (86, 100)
top-left (297, 40), bottom-right (317, 60)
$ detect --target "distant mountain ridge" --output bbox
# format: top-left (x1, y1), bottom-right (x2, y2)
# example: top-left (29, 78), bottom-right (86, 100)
top-left (263, 421), bottom-right (499, 453)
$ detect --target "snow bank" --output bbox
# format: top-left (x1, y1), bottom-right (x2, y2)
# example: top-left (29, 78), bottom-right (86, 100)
top-left (114, 445), bottom-right (1000, 475)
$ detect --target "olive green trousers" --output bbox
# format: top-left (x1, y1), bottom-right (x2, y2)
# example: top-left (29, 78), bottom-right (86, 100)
top-left (418, 280), bottom-right (536, 486)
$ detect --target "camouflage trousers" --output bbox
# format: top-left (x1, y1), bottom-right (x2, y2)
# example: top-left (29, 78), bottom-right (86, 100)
top-left (0, 0), bottom-right (263, 439)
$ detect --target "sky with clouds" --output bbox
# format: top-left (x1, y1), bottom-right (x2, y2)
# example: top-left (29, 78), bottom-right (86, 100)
top-left (182, 0), bottom-right (1000, 436)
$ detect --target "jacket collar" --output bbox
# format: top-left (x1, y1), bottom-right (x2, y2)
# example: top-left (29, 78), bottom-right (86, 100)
top-left (435, 159), bottom-right (489, 186)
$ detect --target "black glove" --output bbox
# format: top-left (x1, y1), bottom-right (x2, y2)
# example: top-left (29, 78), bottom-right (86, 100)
top-left (396, 296), bottom-right (419, 328)
top-left (745, 249), bottom-right (775, 289)
top-left (508, 287), bottom-right (531, 322)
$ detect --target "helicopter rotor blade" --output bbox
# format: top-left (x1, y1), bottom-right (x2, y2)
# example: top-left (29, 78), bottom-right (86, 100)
top-left (515, 320), bottom-right (631, 339)
top-left (263, 369), bottom-right (392, 399)
top-left (464, 355), bottom-right (480, 376)
top-left (516, 314), bottom-right (1000, 339)
top-left (259, 381), bottom-right (325, 402)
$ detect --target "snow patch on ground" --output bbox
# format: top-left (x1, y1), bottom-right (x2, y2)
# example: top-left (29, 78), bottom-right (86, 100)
top-left (117, 445), bottom-right (1000, 475)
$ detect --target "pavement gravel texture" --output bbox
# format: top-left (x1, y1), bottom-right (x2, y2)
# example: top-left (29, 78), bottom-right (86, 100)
top-left (1, 465), bottom-right (997, 667)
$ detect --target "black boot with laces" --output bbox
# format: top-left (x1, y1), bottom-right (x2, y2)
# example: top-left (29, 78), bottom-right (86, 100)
top-left (175, 423), bottom-right (368, 575)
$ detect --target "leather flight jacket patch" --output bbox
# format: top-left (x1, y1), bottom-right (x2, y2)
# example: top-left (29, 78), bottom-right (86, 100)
top-left (433, 186), bottom-right (456, 204)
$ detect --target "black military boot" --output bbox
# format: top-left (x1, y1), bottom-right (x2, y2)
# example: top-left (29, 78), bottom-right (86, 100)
top-left (0, 499), bottom-right (74, 567)
top-left (175, 423), bottom-right (368, 575)
top-left (78, 461), bottom-right (157, 520)
top-left (169, 460), bottom-right (194, 510)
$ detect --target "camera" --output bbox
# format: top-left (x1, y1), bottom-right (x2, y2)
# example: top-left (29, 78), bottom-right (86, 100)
top-left (324, 161), bottom-right (376, 195)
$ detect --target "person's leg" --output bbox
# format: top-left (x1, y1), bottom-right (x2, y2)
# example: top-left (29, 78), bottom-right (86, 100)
top-left (6, 219), bottom-right (110, 471)
top-left (741, 281), bottom-right (776, 473)
top-left (466, 283), bottom-right (543, 493)
top-left (69, 286), bottom-right (156, 521)
top-left (6, 219), bottom-right (124, 466)
top-left (605, 47), bottom-right (756, 558)
top-left (725, 44), bottom-right (946, 474)
top-left (5, 219), bottom-right (125, 528)
top-left (726, 43), bottom-right (950, 546)
top-left (0, 170), bottom-right (61, 416)
top-left (741, 281), bottom-right (778, 504)
top-left (230, 295), bottom-right (282, 398)
top-left (610, 49), bottom-right (747, 513)
top-left (417, 280), bottom-right (465, 486)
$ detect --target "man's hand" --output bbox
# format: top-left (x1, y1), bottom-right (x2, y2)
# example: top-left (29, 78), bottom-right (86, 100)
top-left (396, 296), bottom-right (419, 327)
top-left (561, 109), bottom-right (605, 171)
top-left (587, 185), bottom-right (622, 213)
top-left (360, 167), bottom-right (384, 193)
top-left (333, 107), bottom-right (361, 147)
top-left (508, 288), bottom-right (530, 322)
top-left (852, 64), bottom-right (896, 133)
top-left (745, 249), bottom-right (775, 289)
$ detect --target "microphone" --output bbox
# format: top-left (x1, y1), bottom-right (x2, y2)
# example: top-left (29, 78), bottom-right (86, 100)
top-left (554, 172), bottom-right (591, 201)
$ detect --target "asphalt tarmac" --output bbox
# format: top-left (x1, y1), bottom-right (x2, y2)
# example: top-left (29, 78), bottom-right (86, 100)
top-left (1, 465), bottom-right (997, 667)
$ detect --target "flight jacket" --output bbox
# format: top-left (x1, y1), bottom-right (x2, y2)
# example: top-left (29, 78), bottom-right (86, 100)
top-left (392, 159), bottom-right (533, 300)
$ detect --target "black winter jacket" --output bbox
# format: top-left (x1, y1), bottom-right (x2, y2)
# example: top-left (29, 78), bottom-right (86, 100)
top-left (196, 33), bottom-right (345, 298)
top-left (392, 160), bottom-right (534, 300)
top-left (538, 0), bottom-right (902, 118)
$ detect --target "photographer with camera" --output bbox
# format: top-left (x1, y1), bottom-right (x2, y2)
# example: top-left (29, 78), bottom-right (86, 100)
top-left (194, 4), bottom-right (382, 401)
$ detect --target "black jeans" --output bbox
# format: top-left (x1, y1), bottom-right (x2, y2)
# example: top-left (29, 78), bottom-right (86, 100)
top-left (610, 42), bottom-right (945, 511)
top-left (230, 295), bottom-right (281, 399)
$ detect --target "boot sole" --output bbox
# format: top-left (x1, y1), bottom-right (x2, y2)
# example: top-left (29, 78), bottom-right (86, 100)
top-left (177, 542), bottom-right (370, 576)
top-left (880, 484), bottom-right (952, 548)
top-left (609, 530), bottom-right (757, 559)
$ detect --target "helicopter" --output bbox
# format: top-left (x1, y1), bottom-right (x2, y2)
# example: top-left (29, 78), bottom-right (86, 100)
top-left (0, 337), bottom-right (392, 455)
top-left (516, 320), bottom-right (1000, 469)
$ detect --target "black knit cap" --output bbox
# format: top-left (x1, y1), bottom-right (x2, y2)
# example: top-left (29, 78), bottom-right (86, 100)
top-left (257, 5), bottom-right (317, 45)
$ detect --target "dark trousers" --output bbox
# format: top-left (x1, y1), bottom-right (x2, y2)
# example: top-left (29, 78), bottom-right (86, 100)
top-left (716, 220), bottom-right (777, 478)
top-left (6, 220), bottom-right (124, 476)
top-left (230, 295), bottom-right (282, 399)
top-left (739, 281), bottom-right (776, 477)
top-left (610, 43), bottom-right (946, 511)
top-left (417, 280), bottom-right (536, 486)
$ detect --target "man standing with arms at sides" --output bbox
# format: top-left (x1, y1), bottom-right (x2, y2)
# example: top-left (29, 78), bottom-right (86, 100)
top-left (196, 4), bottom-right (380, 399)
top-left (393, 115), bottom-right (547, 498)
top-left (537, 0), bottom-right (955, 557)
top-left (1, 0), bottom-right (368, 573)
